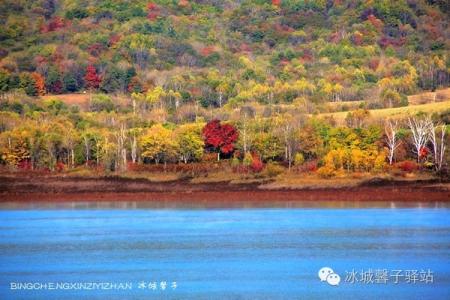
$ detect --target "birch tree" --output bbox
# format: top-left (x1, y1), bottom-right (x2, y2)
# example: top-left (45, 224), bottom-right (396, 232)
top-left (428, 122), bottom-right (447, 171)
top-left (63, 124), bottom-right (78, 168)
top-left (408, 117), bottom-right (430, 162)
top-left (384, 120), bottom-right (401, 165)
top-left (82, 131), bottom-right (92, 166)
top-left (239, 106), bottom-right (255, 153)
top-left (276, 114), bottom-right (301, 170)
top-left (115, 123), bottom-right (127, 171)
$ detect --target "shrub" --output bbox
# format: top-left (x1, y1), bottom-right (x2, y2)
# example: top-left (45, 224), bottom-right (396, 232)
top-left (374, 152), bottom-right (387, 172)
top-left (44, 98), bottom-right (68, 114)
top-left (294, 153), bottom-right (305, 166)
top-left (317, 165), bottom-right (336, 178)
top-left (394, 160), bottom-right (419, 173)
top-left (243, 152), bottom-right (253, 167)
top-left (17, 160), bottom-right (32, 170)
top-left (127, 162), bottom-right (219, 176)
top-left (90, 94), bottom-right (114, 112)
top-left (55, 162), bottom-right (65, 172)
top-left (201, 153), bottom-right (218, 162)
top-left (262, 162), bottom-right (285, 177)
top-left (296, 160), bottom-right (318, 173)
top-left (250, 155), bottom-right (264, 173)
top-left (231, 157), bottom-right (240, 169)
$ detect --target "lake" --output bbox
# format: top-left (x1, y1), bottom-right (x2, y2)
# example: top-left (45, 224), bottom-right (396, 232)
top-left (0, 201), bottom-right (449, 299)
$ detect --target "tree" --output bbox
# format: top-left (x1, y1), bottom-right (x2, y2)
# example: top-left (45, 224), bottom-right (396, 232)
top-left (384, 120), bottom-right (401, 165)
top-left (0, 69), bottom-right (10, 96)
top-left (175, 123), bottom-right (204, 163)
top-left (93, 128), bottom-right (116, 171)
top-left (275, 114), bottom-right (301, 170)
top-left (408, 117), bottom-right (430, 163)
top-left (166, 89), bottom-right (182, 110)
top-left (90, 94), bottom-right (114, 112)
top-left (63, 73), bottom-right (78, 92)
top-left (298, 124), bottom-right (324, 159)
top-left (238, 106), bottom-right (255, 153)
top-left (100, 66), bottom-right (129, 93)
top-left (42, 0), bottom-right (56, 19)
top-left (45, 67), bottom-right (62, 94)
top-left (252, 131), bottom-right (284, 162)
top-left (216, 81), bottom-right (230, 107)
top-left (62, 122), bottom-right (79, 169)
top-left (243, 152), bottom-right (253, 172)
top-left (381, 89), bottom-right (402, 108)
top-left (31, 72), bottom-right (46, 96)
top-left (119, 33), bottom-right (154, 69)
top-left (115, 123), bottom-right (128, 171)
top-left (202, 120), bottom-right (238, 161)
top-left (81, 129), bottom-right (95, 166)
top-left (428, 122), bottom-right (446, 172)
top-left (345, 109), bottom-right (371, 128)
top-left (84, 65), bottom-right (101, 90)
top-left (41, 121), bottom-right (65, 170)
top-left (19, 73), bottom-right (37, 96)
top-left (141, 124), bottom-right (178, 165)
top-left (0, 130), bottom-right (30, 167)
top-left (128, 76), bottom-right (143, 94)
top-left (292, 78), bottom-right (315, 97)
top-left (272, 0), bottom-right (281, 6)
top-left (145, 86), bottom-right (166, 109)
top-left (129, 127), bottom-right (143, 164)
top-left (294, 152), bottom-right (304, 166)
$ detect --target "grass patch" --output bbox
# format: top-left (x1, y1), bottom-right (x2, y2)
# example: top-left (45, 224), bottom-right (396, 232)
top-left (320, 100), bottom-right (450, 123)
top-left (262, 173), bottom-right (376, 189)
top-left (118, 171), bottom-right (182, 182)
top-left (189, 170), bottom-right (245, 184)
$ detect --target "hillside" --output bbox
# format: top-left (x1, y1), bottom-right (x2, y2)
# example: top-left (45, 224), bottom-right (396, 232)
top-left (0, 0), bottom-right (449, 180)
top-left (37, 87), bottom-right (450, 124)
top-left (0, 0), bottom-right (449, 111)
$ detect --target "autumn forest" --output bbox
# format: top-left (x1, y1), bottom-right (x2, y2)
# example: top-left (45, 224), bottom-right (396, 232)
top-left (0, 0), bottom-right (449, 183)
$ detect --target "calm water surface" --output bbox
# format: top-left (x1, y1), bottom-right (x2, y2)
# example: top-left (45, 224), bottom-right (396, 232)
top-left (0, 201), bottom-right (449, 299)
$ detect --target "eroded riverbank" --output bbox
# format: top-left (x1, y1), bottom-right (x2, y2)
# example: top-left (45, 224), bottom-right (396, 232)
top-left (0, 175), bottom-right (448, 202)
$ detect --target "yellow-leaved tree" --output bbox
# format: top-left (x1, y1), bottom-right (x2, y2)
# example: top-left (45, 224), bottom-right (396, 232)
top-left (140, 124), bottom-right (178, 165)
top-left (174, 123), bottom-right (204, 164)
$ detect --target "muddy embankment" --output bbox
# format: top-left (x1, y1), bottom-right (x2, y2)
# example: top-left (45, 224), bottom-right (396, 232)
top-left (0, 175), bottom-right (448, 202)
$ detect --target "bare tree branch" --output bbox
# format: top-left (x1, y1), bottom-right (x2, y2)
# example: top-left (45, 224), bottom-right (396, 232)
top-left (428, 121), bottom-right (447, 171)
top-left (385, 120), bottom-right (401, 165)
top-left (408, 117), bottom-right (430, 163)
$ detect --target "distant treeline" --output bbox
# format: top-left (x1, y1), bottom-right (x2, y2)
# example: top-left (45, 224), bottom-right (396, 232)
top-left (0, 96), bottom-right (448, 177)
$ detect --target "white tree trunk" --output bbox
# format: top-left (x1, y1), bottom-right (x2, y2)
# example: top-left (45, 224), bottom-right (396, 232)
top-left (428, 122), bottom-right (446, 171)
top-left (408, 117), bottom-right (430, 162)
top-left (385, 120), bottom-right (401, 165)
top-left (131, 134), bottom-right (137, 163)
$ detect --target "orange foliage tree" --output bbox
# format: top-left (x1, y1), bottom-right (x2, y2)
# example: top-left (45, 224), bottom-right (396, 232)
top-left (31, 72), bottom-right (46, 96)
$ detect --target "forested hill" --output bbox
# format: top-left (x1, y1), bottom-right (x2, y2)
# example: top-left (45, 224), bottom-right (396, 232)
top-left (0, 0), bottom-right (449, 109)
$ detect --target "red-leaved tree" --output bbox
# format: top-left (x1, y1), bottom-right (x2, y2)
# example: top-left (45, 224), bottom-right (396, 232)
top-left (271, 0), bottom-right (281, 6)
top-left (84, 65), bottom-right (101, 90)
top-left (147, 2), bottom-right (159, 20)
top-left (202, 120), bottom-right (238, 161)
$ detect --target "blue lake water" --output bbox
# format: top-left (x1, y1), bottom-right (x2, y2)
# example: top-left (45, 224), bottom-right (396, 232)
top-left (0, 202), bottom-right (449, 299)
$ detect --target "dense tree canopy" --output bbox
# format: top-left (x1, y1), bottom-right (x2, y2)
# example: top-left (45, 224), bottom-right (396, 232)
top-left (0, 0), bottom-right (448, 110)
top-left (202, 120), bottom-right (238, 160)
top-left (0, 0), bottom-right (448, 177)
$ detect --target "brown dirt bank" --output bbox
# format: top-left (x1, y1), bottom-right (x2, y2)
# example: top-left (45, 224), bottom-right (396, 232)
top-left (0, 175), bottom-right (448, 202)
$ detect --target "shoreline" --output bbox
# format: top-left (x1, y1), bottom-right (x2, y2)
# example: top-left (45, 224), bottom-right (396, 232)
top-left (1, 175), bottom-right (449, 202)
